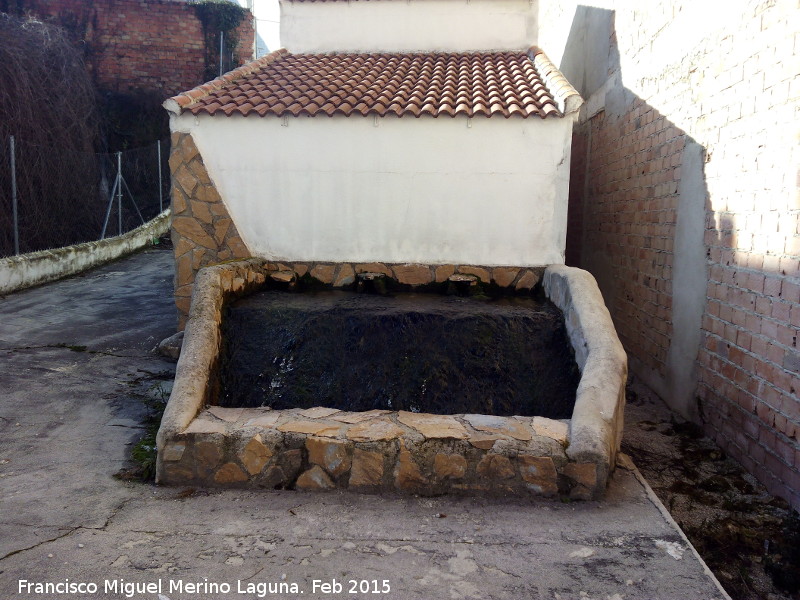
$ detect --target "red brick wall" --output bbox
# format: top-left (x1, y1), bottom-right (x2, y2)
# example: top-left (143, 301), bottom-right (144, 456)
top-left (560, 0), bottom-right (799, 508)
top-left (570, 105), bottom-right (684, 378)
top-left (564, 128), bottom-right (586, 267)
top-left (27, 0), bottom-right (254, 96)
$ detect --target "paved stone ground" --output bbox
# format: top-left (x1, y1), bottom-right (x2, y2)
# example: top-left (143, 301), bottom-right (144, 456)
top-left (0, 246), bottom-right (729, 600)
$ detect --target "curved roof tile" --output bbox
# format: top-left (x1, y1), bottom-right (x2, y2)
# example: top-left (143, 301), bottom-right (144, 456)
top-left (165, 49), bottom-right (579, 119)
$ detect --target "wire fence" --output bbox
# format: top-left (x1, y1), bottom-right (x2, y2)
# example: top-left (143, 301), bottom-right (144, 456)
top-left (0, 136), bottom-right (170, 259)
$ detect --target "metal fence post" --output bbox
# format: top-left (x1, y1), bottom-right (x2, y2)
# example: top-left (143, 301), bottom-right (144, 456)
top-left (10, 135), bottom-right (19, 255)
top-left (157, 140), bottom-right (163, 213)
top-left (220, 30), bottom-right (224, 76)
top-left (117, 151), bottom-right (123, 236)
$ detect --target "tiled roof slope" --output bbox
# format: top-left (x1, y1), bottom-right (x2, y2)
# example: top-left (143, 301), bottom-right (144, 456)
top-left (165, 48), bottom-right (580, 119)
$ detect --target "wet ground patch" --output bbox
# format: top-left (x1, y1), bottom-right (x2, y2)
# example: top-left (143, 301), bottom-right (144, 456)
top-left (623, 380), bottom-right (800, 600)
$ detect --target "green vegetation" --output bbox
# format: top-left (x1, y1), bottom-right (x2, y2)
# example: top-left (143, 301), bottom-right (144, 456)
top-left (192, 0), bottom-right (250, 81)
top-left (126, 383), bottom-right (169, 482)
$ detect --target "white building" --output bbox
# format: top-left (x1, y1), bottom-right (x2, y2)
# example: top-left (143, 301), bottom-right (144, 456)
top-left (165, 0), bottom-right (582, 273)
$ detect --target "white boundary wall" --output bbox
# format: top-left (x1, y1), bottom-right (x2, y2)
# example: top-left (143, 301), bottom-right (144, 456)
top-left (0, 210), bottom-right (170, 295)
top-left (173, 114), bottom-right (572, 267)
top-left (280, 0), bottom-right (538, 53)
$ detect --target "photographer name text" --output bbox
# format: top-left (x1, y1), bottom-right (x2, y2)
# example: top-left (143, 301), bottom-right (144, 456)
top-left (18, 577), bottom-right (392, 598)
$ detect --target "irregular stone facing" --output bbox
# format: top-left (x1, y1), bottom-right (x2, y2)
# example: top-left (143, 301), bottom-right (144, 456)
top-left (169, 132), bottom-right (251, 330)
top-left (333, 264), bottom-right (355, 286)
top-left (468, 434), bottom-right (502, 450)
top-left (434, 453), bottom-right (467, 479)
top-left (296, 465), bottom-right (335, 490)
top-left (532, 417), bottom-right (569, 446)
top-left (239, 435), bottom-right (273, 475)
top-left (310, 264), bottom-right (335, 284)
top-left (395, 441), bottom-right (429, 490)
top-left (306, 437), bottom-right (351, 478)
top-left (214, 462), bottom-right (248, 484)
top-left (278, 420), bottom-right (342, 437)
top-left (477, 454), bottom-right (515, 480)
top-left (349, 449), bottom-right (385, 488)
top-left (518, 455), bottom-right (558, 497)
top-left (161, 441), bottom-right (186, 462)
top-left (392, 263), bottom-right (433, 285)
top-left (434, 264), bottom-right (456, 282)
top-left (243, 412), bottom-right (281, 428)
top-left (397, 411), bottom-right (468, 439)
top-left (331, 410), bottom-right (391, 424)
top-left (464, 414), bottom-right (532, 441)
top-left (492, 267), bottom-right (520, 288)
top-left (194, 440), bottom-right (222, 471)
top-left (206, 406), bottom-right (243, 422)
top-left (161, 406), bottom-right (581, 496)
top-left (457, 265), bottom-right (491, 283)
top-left (515, 269), bottom-right (541, 291)
top-left (346, 420), bottom-right (406, 442)
top-left (298, 407), bottom-right (341, 419)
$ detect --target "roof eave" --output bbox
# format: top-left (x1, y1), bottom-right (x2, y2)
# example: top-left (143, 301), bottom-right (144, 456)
top-left (527, 47), bottom-right (584, 119)
top-left (163, 48), bottom-right (290, 116)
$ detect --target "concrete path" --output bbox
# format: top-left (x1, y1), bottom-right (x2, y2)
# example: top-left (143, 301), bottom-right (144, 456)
top-left (0, 247), bottom-right (729, 600)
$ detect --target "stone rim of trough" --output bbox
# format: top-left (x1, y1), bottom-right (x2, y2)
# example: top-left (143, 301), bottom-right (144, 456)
top-left (155, 259), bottom-right (627, 498)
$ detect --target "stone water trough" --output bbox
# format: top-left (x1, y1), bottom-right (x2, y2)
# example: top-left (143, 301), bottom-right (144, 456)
top-left (155, 261), bottom-right (627, 499)
top-left (156, 34), bottom-right (627, 499)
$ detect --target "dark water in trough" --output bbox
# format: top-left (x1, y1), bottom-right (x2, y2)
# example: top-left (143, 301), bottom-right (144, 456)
top-left (219, 290), bottom-right (580, 418)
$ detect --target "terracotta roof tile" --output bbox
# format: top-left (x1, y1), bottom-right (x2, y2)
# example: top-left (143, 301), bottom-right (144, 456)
top-left (166, 48), bottom-right (581, 119)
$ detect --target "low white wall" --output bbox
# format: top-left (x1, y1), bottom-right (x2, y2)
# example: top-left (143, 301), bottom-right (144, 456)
top-left (0, 210), bottom-right (170, 295)
top-left (173, 114), bottom-right (572, 267)
top-left (280, 0), bottom-right (538, 53)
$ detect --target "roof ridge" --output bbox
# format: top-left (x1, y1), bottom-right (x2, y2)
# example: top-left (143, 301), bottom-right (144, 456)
top-left (527, 46), bottom-right (583, 116)
top-left (163, 49), bottom-right (290, 115)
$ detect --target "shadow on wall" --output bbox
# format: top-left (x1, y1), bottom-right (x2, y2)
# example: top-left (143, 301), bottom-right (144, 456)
top-left (563, 6), bottom-right (711, 426)
top-left (563, 5), bottom-right (800, 509)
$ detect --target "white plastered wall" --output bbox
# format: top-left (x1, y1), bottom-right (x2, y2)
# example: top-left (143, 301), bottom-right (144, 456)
top-left (171, 113), bottom-right (571, 266)
top-left (280, 0), bottom-right (538, 53)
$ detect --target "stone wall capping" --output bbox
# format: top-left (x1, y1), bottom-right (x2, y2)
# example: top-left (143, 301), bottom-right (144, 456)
top-left (543, 265), bottom-right (628, 496)
top-left (157, 259), bottom-right (626, 499)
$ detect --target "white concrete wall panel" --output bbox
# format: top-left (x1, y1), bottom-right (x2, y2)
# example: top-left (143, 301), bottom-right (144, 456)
top-left (172, 113), bottom-right (571, 266)
top-left (280, 0), bottom-right (538, 53)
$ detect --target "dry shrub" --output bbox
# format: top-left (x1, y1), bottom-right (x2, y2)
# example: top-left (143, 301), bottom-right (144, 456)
top-left (0, 14), bottom-right (105, 256)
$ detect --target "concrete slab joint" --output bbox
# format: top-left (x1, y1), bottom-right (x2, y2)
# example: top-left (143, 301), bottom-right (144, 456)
top-left (156, 260), bottom-right (627, 499)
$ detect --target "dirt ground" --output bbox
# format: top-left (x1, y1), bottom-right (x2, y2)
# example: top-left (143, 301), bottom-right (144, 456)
top-left (623, 378), bottom-right (800, 600)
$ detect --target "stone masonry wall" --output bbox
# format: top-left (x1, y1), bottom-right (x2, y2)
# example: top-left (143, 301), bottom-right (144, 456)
top-left (170, 132), bottom-right (251, 327)
top-left (22, 0), bottom-right (254, 96)
top-left (552, 0), bottom-right (800, 508)
top-left (160, 405), bottom-right (599, 499)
